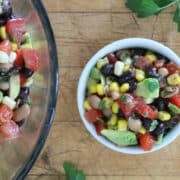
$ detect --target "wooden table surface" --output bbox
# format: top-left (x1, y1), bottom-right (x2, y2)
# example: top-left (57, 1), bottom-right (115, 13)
top-left (27, 0), bottom-right (180, 179)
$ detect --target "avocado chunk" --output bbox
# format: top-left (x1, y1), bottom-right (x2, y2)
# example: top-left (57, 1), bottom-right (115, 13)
top-left (168, 103), bottom-right (180, 115)
top-left (101, 129), bottom-right (137, 146)
top-left (135, 78), bottom-right (160, 99)
top-left (90, 67), bottom-right (101, 81)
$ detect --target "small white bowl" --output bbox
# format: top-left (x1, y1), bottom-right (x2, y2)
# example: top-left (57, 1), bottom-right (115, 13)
top-left (77, 38), bottom-right (180, 154)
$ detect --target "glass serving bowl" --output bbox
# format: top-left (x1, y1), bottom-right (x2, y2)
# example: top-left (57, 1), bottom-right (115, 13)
top-left (0, 0), bottom-right (58, 179)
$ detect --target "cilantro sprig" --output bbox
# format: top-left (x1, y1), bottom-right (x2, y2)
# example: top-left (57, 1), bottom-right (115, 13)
top-left (125, 0), bottom-right (180, 32)
top-left (63, 162), bottom-right (86, 180)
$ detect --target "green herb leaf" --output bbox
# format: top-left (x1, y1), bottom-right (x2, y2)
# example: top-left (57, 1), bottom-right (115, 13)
top-left (125, 0), bottom-right (180, 33)
top-left (120, 95), bottom-right (127, 103)
top-left (125, 0), bottom-right (161, 17)
top-left (63, 162), bottom-right (86, 180)
top-left (154, 0), bottom-right (174, 7)
top-left (149, 120), bottom-right (159, 132)
top-left (24, 98), bottom-right (31, 105)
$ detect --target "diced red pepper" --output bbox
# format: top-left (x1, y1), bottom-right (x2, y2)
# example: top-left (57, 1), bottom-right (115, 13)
top-left (85, 109), bottom-right (103, 123)
top-left (169, 94), bottom-right (180, 108)
top-left (0, 120), bottom-right (21, 140)
top-left (6, 18), bottom-right (25, 44)
top-left (139, 132), bottom-right (155, 151)
top-left (0, 104), bottom-right (13, 123)
top-left (135, 103), bottom-right (158, 120)
top-left (22, 48), bottom-right (40, 71)
top-left (117, 93), bottom-right (137, 118)
top-left (94, 121), bottom-right (107, 135)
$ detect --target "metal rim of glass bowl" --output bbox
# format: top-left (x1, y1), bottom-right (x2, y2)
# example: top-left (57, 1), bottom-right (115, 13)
top-left (14, 0), bottom-right (59, 179)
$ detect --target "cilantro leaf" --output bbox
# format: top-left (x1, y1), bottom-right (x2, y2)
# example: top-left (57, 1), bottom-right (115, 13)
top-left (125, 0), bottom-right (161, 17)
top-left (63, 162), bottom-right (86, 180)
top-left (125, 0), bottom-right (180, 32)
top-left (154, 0), bottom-right (174, 7)
top-left (149, 120), bottom-right (158, 132)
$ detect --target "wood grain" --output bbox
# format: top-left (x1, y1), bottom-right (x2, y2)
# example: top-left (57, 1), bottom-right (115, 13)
top-left (28, 0), bottom-right (180, 179)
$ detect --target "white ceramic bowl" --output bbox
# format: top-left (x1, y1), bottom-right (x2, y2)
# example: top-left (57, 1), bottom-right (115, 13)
top-left (77, 38), bottom-right (180, 154)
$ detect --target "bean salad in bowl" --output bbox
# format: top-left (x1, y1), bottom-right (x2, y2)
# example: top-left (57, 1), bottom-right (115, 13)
top-left (77, 38), bottom-right (180, 154)
top-left (0, 0), bottom-right (39, 141)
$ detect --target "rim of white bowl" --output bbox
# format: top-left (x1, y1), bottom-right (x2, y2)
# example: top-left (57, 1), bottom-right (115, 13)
top-left (77, 38), bottom-right (180, 154)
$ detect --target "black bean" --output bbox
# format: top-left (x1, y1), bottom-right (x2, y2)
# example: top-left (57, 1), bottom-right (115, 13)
top-left (117, 109), bottom-right (125, 118)
top-left (151, 122), bottom-right (166, 139)
top-left (18, 87), bottom-right (30, 99)
top-left (0, 0), bottom-right (12, 25)
top-left (141, 118), bottom-right (152, 130)
top-left (164, 115), bottom-right (180, 129)
top-left (133, 48), bottom-right (146, 56)
top-left (128, 80), bottom-right (137, 92)
top-left (118, 71), bottom-right (134, 84)
top-left (155, 53), bottom-right (169, 62)
top-left (146, 67), bottom-right (159, 78)
top-left (152, 98), bottom-right (168, 111)
top-left (16, 119), bottom-right (25, 127)
top-left (101, 64), bottom-right (114, 76)
top-left (20, 67), bottom-right (34, 78)
top-left (5, 66), bottom-right (21, 76)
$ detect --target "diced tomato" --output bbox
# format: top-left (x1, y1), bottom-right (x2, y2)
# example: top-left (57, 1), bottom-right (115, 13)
top-left (169, 94), bottom-right (180, 108)
top-left (6, 18), bottom-right (25, 44)
top-left (0, 40), bottom-right (12, 54)
top-left (0, 120), bottom-right (21, 140)
top-left (166, 62), bottom-right (180, 74)
top-left (117, 94), bottom-right (136, 117)
top-left (139, 132), bottom-right (155, 151)
top-left (85, 109), bottom-right (103, 123)
top-left (20, 74), bottom-right (27, 86)
top-left (107, 53), bottom-right (117, 64)
top-left (135, 103), bottom-right (158, 120)
top-left (13, 49), bottom-right (23, 67)
top-left (22, 48), bottom-right (39, 71)
top-left (94, 121), bottom-right (107, 135)
top-left (0, 104), bottom-right (13, 123)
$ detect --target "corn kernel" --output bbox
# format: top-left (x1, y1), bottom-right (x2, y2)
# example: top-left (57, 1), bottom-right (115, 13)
top-left (89, 84), bottom-right (97, 94)
top-left (108, 114), bottom-right (118, 126)
top-left (83, 100), bottom-right (92, 111)
top-left (117, 119), bottom-right (128, 131)
top-left (96, 57), bottom-right (109, 69)
top-left (138, 127), bottom-right (146, 134)
top-left (109, 82), bottom-right (119, 92)
top-left (135, 69), bottom-right (145, 81)
top-left (11, 42), bottom-right (18, 51)
top-left (123, 64), bottom-right (130, 71)
top-left (167, 73), bottom-right (180, 86)
top-left (112, 102), bottom-right (119, 114)
top-left (158, 111), bottom-right (171, 121)
top-left (0, 26), bottom-right (6, 39)
top-left (119, 83), bottom-right (130, 93)
top-left (96, 84), bottom-right (105, 95)
top-left (145, 52), bottom-right (157, 62)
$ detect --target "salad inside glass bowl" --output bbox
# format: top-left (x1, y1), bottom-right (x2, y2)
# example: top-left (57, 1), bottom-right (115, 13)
top-left (83, 46), bottom-right (180, 151)
top-left (0, 0), bottom-right (40, 142)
